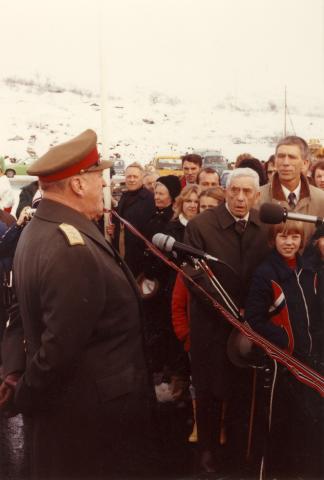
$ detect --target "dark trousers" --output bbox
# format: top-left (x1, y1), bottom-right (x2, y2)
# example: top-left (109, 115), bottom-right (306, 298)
top-left (196, 392), bottom-right (222, 453)
top-left (266, 366), bottom-right (323, 479)
top-left (144, 293), bottom-right (189, 378)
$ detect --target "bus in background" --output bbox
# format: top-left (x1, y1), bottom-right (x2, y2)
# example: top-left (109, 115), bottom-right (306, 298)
top-left (151, 155), bottom-right (183, 177)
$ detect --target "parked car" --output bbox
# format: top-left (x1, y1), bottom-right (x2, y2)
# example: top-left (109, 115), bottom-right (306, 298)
top-left (113, 159), bottom-right (125, 175)
top-left (220, 169), bottom-right (231, 188)
top-left (0, 157), bottom-right (31, 177)
top-left (111, 174), bottom-right (126, 203)
top-left (194, 150), bottom-right (228, 175)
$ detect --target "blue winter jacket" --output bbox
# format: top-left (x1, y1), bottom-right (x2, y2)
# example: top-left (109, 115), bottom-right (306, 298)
top-left (244, 249), bottom-right (321, 361)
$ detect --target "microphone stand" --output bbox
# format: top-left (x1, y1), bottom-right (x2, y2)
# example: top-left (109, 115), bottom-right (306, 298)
top-left (191, 257), bottom-right (275, 479)
top-left (195, 258), bottom-right (240, 320)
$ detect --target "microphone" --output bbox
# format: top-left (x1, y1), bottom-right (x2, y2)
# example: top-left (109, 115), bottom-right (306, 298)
top-left (259, 203), bottom-right (324, 226)
top-left (152, 233), bottom-right (220, 262)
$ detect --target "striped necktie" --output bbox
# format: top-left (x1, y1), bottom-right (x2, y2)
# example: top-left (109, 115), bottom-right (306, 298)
top-left (235, 219), bottom-right (247, 235)
top-left (288, 192), bottom-right (297, 209)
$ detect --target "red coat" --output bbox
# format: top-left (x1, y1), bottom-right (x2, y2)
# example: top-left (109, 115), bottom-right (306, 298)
top-left (171, 273), bottom-right (190, 351)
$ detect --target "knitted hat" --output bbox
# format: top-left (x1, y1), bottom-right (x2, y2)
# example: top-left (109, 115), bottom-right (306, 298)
top-left (156, 175), bottom-right (181, 201)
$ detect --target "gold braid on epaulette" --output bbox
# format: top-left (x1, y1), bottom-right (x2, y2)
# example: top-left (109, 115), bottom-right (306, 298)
top-left (59, 223), bottom-right (85, 246)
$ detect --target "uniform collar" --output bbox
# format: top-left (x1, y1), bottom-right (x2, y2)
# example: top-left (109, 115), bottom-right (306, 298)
top-left (35, 199), bottom-right (114, 255)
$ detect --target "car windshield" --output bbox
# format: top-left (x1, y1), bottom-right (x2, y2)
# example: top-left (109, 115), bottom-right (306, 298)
top-left (114, 160), bottom-right (124, 168)
top-left (204, 156), bottom-right (227, 166)
top-left (157, 159), bottom-right (182, 170)
top-left (220, 170), bottom-right (231, 188)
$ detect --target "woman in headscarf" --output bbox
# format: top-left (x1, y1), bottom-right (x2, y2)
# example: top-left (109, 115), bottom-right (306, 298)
top-left (140, 175), bottom-right (182, 379)
top-left (144, 175), bottom-right (182, 242)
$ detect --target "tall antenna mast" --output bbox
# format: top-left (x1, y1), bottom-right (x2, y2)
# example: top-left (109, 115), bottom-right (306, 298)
top-left (98, 0), bottom-right (112, 239)
top-left (284, 85), bottom-right (287, 136)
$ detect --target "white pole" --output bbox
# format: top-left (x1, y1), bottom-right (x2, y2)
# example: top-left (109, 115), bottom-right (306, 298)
top-left (283, 85), bottom-right (287, 137)
top-left (98, 0), bottom-right (112, 239)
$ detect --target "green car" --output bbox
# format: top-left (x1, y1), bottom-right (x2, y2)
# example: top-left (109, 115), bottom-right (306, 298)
top-left (0, 157), bottom-right (30, 177)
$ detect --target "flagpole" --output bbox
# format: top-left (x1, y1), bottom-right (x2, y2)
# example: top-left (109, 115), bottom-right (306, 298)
top-left (98, 0), bottom-right (112, 239)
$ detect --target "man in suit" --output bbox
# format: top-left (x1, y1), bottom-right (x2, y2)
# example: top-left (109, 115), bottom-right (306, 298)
top-left (112, 162), bottom-right (155, 278)
top-left (259, 135), bottom-right (324, 244)
top-left (12, 130), bottom-right (155, 480)
top-left (184, 168), bottom-right (270, 477)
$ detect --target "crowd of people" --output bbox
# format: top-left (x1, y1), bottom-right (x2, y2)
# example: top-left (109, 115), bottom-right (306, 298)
top-left (0, 131), bottom-right (323, 480)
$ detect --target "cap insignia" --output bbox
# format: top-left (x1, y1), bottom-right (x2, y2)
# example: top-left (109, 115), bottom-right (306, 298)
top-left (59, 223), bottom-right (85, 246)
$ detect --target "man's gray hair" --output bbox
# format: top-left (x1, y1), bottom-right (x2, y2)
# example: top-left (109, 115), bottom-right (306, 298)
top-left (125, 162), bottom-right (144, 173)
top-left (39, 177), bottom-right (69, 192)
top-left (226, 167), bottom-right (260, 191)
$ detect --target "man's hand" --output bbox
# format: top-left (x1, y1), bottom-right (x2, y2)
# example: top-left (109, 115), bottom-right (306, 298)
top-left (0, 381), bottom-right (13, 408)
top-left (106, 223), bottom-right (115, 238)
top-left (0, 373), bottom-right (20, 416)
top-left (17, 206), bottom-right (35, 226)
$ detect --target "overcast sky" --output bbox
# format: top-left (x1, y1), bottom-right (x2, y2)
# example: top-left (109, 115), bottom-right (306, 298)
top-left (1, 0), bottom-right (323, 101)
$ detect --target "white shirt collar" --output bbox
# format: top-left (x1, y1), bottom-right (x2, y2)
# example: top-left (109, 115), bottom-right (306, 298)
top-left (179, 213), bottom-right (188, 226)
top-left (225, 202), bottom-right (249, 222)
top-left (281, 182), bottom-right (301, 203)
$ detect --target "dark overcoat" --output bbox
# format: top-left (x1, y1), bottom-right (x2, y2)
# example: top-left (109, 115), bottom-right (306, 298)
top-left (142, 206), bottom-right (177, 373)
top-left (184, 203), bottom-right (270, 396)
top-left (13, 199), bottom-right (154, 480)
top-left (113, 187), bottom-right (155, 278)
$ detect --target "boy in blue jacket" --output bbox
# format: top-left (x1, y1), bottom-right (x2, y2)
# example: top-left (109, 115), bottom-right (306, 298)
top-left (245, 220), bottom-right (322, 479)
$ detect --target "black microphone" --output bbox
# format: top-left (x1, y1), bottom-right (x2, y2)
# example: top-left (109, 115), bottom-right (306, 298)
top-left (152, 233), bottom-right (220, 262)
top-left (259, 203), bottom-right (324, 226)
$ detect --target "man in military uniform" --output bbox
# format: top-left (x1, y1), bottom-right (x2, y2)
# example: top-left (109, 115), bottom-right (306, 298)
top-left (12, 130), bottom-right (155, 479)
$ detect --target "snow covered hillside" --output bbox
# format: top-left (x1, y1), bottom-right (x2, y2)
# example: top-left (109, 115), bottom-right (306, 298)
top-left (1, 77), bottom-right (324, 167)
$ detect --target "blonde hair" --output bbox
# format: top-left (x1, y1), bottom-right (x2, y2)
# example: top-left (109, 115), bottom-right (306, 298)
top-left (173, 184), bottom-right (199, 219)
top-left (199, 186), bottom-right (225, 204)
top-left (269, 220), bottom-right (305, 248)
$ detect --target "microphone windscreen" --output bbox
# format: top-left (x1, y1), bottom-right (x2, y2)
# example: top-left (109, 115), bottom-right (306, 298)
top-left (164, 235), bottom-right (176, 252)
top-left (152, 233), bottom-right (175, 252)
top-left (259, 203), bottom-right (285, 224)
top-left (152, 233), bottom-right (164, 249)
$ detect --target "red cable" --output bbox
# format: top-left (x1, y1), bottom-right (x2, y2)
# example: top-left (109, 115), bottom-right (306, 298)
top-left (110, 209), bottom-right (324, 397)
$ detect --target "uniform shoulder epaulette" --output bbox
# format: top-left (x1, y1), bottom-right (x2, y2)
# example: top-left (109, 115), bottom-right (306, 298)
top-left (59, 223), bottom-right (85, 246)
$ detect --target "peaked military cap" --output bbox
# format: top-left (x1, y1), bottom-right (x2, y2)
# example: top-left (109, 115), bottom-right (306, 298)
top-left (27, 129), bottom-right (112, 182)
